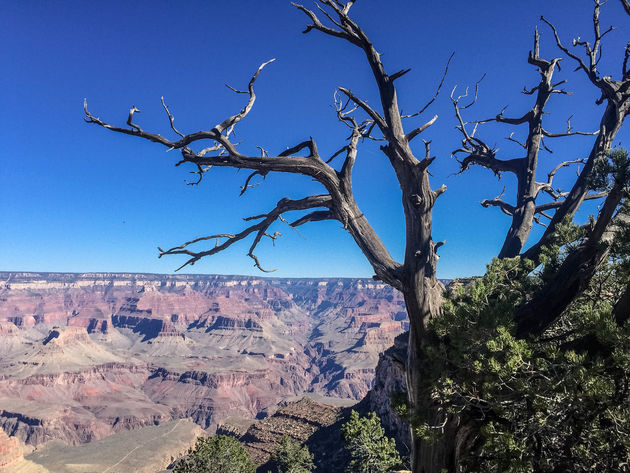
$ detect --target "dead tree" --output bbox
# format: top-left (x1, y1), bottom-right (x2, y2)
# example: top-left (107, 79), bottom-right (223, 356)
top-left (455, 0), bottom-right (629, 340)
top-left (84, 1), bottom-right (628, 472)
top-left (520, 0), bottom-right (630, 264)
top-left (453, 30), bottom-right (606, 259)
top-left (85, 1), bottom-right (451, 471)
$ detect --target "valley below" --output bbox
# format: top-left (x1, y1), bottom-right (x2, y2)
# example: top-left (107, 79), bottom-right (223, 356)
top-left (0, 271), bottom-right (412, 471)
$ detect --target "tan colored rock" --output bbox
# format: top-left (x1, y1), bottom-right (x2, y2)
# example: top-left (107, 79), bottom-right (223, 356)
top-left (25, 419), bottom-right (202, 473)
top-left (0, 429), bottom-right (47, 473)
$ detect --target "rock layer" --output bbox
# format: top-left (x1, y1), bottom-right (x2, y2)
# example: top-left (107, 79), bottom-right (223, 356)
top-left (0, 272), bottom-right (409, 449)
top-left (358, 331), bottom-right (410, 454)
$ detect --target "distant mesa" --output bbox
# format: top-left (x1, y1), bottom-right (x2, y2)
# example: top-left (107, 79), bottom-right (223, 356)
top-left (42, 327), bottom-right (90, 346)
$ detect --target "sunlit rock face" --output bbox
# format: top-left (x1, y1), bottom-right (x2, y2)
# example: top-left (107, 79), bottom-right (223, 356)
top-left (357, 331), bottom-right (410, 454)
top-left (0, 272), bottom-right (409, 447)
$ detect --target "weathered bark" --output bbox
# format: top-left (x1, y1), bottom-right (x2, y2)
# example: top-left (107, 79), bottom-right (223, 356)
top-left (396, 165), bottom-right (453, 473)
top-left (522, 100), bottom-right (629, 264)
top-left (516, 184), bottom-right (625, 337)
top-left (453, 31), bottom-right (599, 259)
top-left (382, 103), bottom-right (451, 473)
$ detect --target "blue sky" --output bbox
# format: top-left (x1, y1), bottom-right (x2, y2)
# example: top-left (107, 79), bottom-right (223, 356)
top-left (1, 1), bottom-right (628, 279)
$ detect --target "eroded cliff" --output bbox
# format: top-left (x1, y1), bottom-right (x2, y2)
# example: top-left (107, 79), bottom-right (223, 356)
top-left (0, 272), bottom-right (408, 449)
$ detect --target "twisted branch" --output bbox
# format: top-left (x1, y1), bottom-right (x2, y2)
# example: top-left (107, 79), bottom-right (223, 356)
top-left (158, 195), bottom-right (333, 271)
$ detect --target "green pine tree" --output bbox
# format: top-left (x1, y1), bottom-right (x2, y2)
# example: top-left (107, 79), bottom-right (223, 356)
top-left (341, 411), bottom-right (403, 473)
top-left (421, 189), bottom-right (630, 473)
top-left (271, 435), bottom-right (315, 473)
top-left (173, 435), bottom-right (256, 473)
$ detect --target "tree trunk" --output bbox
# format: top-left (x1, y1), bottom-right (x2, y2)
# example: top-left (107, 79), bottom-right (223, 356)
top-left (516, 183), bottom-right (625, 337)
top-left (392, 156), bottom-right (459, 473)
top-left (522, 99), bottom-right (629, 264)
top-left (404, 285), bottom-right (458, 473)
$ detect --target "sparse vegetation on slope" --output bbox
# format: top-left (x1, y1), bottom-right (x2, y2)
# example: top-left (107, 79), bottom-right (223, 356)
top-left (173, 435), bottom-right (256, 473)
top-left (342, 411), bottom-right (403, 473)
top-left (270, 435), bottom-right (315, 473)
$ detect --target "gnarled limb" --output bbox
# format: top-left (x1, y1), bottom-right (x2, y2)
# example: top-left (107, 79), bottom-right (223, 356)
top-left (84, 60), bottom-right (276, 153)
top-left (536, 159), bottom-right (586, 200)
top-left (451, 81), bottom-right (522, 178)
top-left (523, 2), bottom-right (630, 264)
top-left (517, 183), bottom-right (626, 338)
top-left (86, 56), bottom-right (403, 288)
top-left (403, 52), bottom-right (454, 121)
top-left (534, 191), bottom-right (608, 213)
top-left (481, 188), bottom-right (516, 216)
top-left (452, 29), bottom-right (589, 258)
top-left (158, 195), bottom-right (333, 272)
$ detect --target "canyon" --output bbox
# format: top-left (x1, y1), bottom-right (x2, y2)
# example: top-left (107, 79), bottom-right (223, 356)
top-left (0, 271), bottom-right (412, 465)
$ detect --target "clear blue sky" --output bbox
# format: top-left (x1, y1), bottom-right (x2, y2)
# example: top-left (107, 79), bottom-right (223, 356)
top-left (1, 1), bottom-right (628, 279)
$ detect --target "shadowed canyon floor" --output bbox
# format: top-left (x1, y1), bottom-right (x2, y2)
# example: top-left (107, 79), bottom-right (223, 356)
top-left (0, 271), bottom-right (413, 465)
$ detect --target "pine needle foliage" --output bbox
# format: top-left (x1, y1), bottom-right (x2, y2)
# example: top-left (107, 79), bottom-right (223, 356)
top-left (418, 246), bottom-right (630, 472)
top-left (173, 435), bottom-right (256, 473)
top-left (270, 435), bottom-right (315, 473)
top-left (341, 410), bottom-right (403, 473)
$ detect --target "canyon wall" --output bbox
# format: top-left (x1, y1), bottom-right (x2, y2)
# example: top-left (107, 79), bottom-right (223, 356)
top-left (358, 331), bottom-right (410, 454)
top-left (0, 271), bottom-right (409, 450)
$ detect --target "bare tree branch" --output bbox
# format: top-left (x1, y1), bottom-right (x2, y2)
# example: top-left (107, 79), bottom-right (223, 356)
top-left (85, 59), bottom-right (275, 152)
top-left (291, 2), bottom-right (360, 45)
top-left (214, 59), bottom-right (276, 135)
top-left (240, 170), bottom-right (268, 196)
top-left (492, 107), bottom-right (532, 126)
top-left (506, 132), bottom-right (527, 149)
top-left (523, 1), bottom-right (630, 264)
top-left (540, 16), bottom-right (594, 82)
top-left (337, 87), bottom-right (387, 134)
top-left (451, 80), bottom-right (523, 178)
top-left (290, 210), bottom-right (335, 227)
top-left (160, 97), bottom-right (185, 139)
top-left (158, 195), bottom-right (333, 271)
top-left (406, 114), bottom-right (438, 143)
top-left (293, 0), bottom-right (423, 162)
top-left (534, 191), bottom-right (608, 213)
top-left (481, 195), bottom-right (516, 216)
top-left (542, 115), bottom-right (599, 137)
top-left (403, 52), bottom-right (454, 119)
top-left (536, 159), bottom-right (586, 199)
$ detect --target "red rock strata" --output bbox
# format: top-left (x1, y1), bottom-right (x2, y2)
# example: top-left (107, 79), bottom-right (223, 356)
top-left (0, 272), bottom-right (411, 449)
